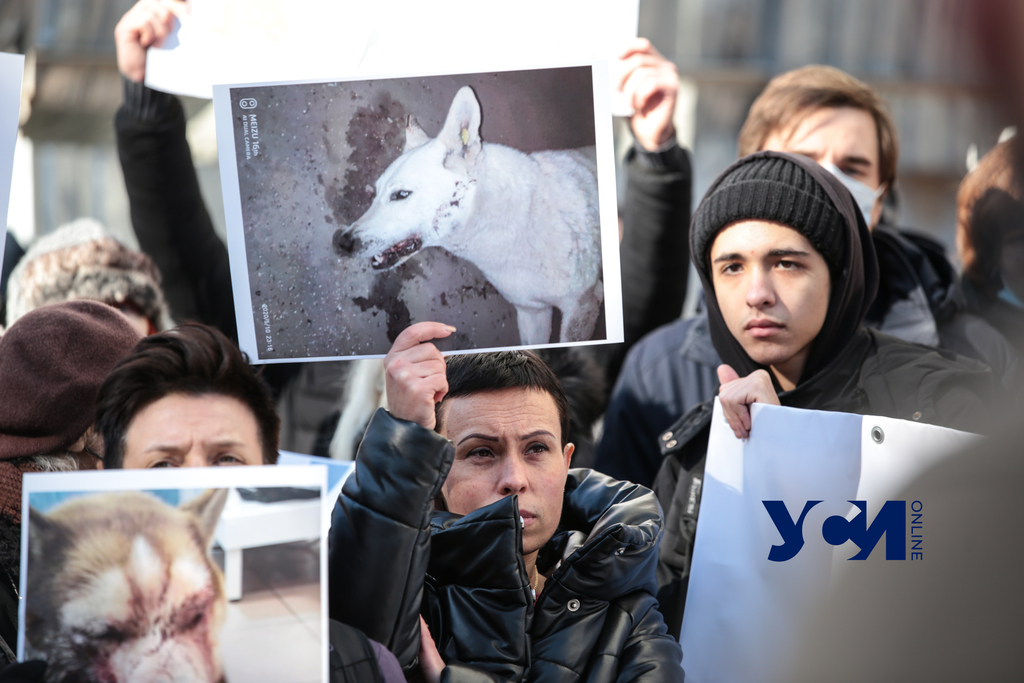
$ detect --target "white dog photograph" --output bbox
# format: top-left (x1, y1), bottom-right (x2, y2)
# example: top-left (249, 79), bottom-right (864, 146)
top-left (214, 64), bottom-right (621, 362)
top-left (20, 467), bottom-right (328, 683)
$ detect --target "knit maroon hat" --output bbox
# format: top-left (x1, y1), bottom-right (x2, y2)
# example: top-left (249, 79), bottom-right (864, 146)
top-left (0, 300), bottom-right (143, 459)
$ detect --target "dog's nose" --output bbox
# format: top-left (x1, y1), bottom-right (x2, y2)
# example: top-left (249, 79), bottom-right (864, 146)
top-left (333, 229), bottom-right (361, 255)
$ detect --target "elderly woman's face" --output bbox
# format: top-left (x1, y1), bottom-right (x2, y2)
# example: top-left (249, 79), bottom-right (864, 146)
top-left (438, 388), bottom-right (574, 556)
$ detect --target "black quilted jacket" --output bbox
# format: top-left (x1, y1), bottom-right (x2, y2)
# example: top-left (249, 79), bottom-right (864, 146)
top-left (329, 409), bottom-right (684, 683)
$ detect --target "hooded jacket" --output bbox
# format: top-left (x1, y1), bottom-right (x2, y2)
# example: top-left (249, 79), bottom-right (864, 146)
top-left (329, 409), bottom-right (684, 683)
top-left (650, 152), bottom-right (994, 635)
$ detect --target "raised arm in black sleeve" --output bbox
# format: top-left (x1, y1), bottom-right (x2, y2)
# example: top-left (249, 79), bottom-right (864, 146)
top-left (607, 141), bottom-right (692, 385)
top-left (114, 79), bottom-right (237, 342)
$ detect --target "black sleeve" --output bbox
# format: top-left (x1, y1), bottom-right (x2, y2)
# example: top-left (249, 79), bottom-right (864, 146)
top-left (114, 78), bottom-right (238, 342)
top-left (328, 409), bottom-right (452, 670)
top-left (606, 142), bottom-right (692, 385)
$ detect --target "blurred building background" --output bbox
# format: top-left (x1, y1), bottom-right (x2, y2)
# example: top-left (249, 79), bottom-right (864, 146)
top-left (0, 0), bottom-right (225, 253)
top-left (0, 0), bottom-right (1012, 275)
top-left (637, 0), bottom-right (1010, 258)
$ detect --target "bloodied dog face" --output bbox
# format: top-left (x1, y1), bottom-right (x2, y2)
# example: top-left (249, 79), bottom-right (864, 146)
top-left (25, 490), bottom-right (229, 683)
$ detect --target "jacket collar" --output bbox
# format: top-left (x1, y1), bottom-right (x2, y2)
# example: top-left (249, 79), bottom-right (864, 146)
top-left (428, 470), bottom-right (663, 601)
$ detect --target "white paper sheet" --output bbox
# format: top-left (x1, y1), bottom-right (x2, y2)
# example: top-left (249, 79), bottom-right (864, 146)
top-left (213, 62), bottom-right (621, 362)
top-left (0, 53), bottom-right (24, 271)
top-left (278, 451), bottom-right (354, 528)
top-left (679, 400), bottom-right (981, 683)
top-left (20, 466), bottom-right (329, 682)
top-left (146, 0), bottom-right (639, 108)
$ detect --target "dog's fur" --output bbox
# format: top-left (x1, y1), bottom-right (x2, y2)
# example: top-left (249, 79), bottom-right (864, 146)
top-left (333, 86), bottom-right (603, 344)
top-left (26, 489), bottom-right (229, 683)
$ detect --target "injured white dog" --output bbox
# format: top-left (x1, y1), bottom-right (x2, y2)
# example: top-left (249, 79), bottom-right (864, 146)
top-left (333, 86), bottom-right (602, 344)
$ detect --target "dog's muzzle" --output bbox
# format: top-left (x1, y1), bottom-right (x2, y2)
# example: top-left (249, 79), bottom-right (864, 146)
top-left (333, 228), bottom-right (362, 256)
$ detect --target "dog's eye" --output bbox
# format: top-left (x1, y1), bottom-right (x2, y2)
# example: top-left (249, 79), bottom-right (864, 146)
top-left (183, 610), bottom-right (205, 631)
top-left (96, 626), bottom-right (128, 643)
top-left (390, 190), bottom-right (412, 201)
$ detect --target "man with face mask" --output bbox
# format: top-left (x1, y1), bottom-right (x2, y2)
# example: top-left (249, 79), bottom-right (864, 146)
top-left (595, 64), bottom-right (1020, 489)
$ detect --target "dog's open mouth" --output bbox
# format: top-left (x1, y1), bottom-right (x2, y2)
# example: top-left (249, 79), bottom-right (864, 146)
top-left (371, 236), bottom-right (423, 270)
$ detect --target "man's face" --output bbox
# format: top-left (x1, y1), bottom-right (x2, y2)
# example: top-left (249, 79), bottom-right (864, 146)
top-left (762, 106), bottom-right (884, 227)
top-left (711, 220), bottom-right (831, 387)
top-left (438, 388), bottom-right (573, 557)
top-left (121, 393), bottom-right (264, 468)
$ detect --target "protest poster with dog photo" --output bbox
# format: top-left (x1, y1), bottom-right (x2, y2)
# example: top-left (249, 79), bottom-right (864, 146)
top-left (20, 467), bottom-right (328, 683)
top-left (213, 64), bottom-right (621, 361)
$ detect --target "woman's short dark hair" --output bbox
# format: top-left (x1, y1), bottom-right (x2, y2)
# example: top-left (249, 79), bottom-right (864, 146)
top-left (434, 351), bottom-right (571, 446)
top-left (96, 323), bottom-right (280, 468)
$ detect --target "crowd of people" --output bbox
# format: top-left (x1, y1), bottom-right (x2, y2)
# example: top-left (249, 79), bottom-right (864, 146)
top-left (0, 0), bottom-right (1022, 681)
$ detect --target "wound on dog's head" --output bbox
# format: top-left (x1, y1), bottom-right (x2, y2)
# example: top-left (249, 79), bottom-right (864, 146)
top-left (24, 490), bottom-right (229, 683)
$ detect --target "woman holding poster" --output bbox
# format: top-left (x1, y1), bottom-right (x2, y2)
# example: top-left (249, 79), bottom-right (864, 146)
top-left (329, 323), bottom-right (684, 682)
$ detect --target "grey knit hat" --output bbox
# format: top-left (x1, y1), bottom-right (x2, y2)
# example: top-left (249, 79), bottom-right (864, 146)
top-left (691, 154), bottom-right (847, 275)
top-left (5, 218), bottom-right (173, 331)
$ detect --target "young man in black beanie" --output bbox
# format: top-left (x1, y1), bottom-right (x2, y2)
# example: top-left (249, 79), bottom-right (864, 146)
top-left (653, 150), bottom-right (994, 636)
top-left (595, 65), bottom-right (1019, 489)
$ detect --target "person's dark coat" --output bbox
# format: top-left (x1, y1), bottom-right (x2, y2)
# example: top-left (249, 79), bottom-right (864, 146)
top-left (651, 152), bottom-right (995, 637)
top-left (868, 225), bottom-right (1020, 394)
top-left (594, 313), bottom-right (718, 487)
top-left (962, 275), bottom-right (1024, 357)
top-left (329, 409), bottom-right (684, 683)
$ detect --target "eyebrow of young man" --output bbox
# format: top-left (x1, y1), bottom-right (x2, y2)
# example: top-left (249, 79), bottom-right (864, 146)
top-left (712, 248), bottom-right (816, 264)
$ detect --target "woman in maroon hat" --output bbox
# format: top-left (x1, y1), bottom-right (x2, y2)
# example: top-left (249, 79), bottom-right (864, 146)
top-left (0, 300), bottom-right (142, 666)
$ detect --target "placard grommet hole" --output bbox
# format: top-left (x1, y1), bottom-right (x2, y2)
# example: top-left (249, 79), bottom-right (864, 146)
top-left (870, 426), bottom-right (884, 444)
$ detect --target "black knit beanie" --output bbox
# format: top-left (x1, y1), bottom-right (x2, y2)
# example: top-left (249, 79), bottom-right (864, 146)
top-left (692, 154), bottom-right (847, 276)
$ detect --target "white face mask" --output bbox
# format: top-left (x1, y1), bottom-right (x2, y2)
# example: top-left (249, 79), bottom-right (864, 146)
top-left (819, 161), bottom-right (885, 227)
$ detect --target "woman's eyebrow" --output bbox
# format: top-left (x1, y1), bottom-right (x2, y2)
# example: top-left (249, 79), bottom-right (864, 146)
top-left (457, 433), bottom-right (499, 446)
top-left (519, 430), bottom-right (555, 442)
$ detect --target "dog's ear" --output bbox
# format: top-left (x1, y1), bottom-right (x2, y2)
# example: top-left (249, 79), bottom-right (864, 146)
top-left (181, 489), bottom-right (229, 548)
top-left (439, 86), bottom-right (482, 169)
top-left (404, 116), bottom-right (431, 152)
top-left (28, 508), bottom-right (63, 569)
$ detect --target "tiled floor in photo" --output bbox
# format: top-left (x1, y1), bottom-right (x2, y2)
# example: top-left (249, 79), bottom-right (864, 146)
top-left (211, 540), bottom-right (322, 683)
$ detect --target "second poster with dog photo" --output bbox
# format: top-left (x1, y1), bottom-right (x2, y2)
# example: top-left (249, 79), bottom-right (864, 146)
top-left (19, 467), bottom-right (329, 683)
top-left (213, 64), bottom-right (621, 362)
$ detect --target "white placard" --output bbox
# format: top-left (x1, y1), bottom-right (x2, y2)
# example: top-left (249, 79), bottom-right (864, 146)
top-left (0, 53), bottom-right (24, 270)
top-left (146, 0), bottom-right (639, 108)
top-left (679, 400), bottom-right (982, 683)
top-left (278, 451), bottom-right (354, 528)
top-left (20, 466), bottom-right (329, 683)
top-left (213, 62), bottom-right (621, 362)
